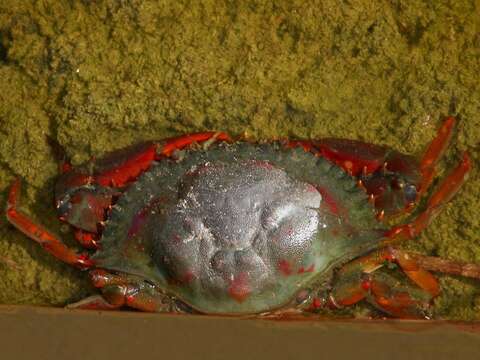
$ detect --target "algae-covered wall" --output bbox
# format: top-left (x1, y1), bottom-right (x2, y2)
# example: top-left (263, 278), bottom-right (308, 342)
top-left (0, 0), bottom-right (479, 319)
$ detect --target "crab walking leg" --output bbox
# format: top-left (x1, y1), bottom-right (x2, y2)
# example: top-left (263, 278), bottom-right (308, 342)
top-left (66, 295), bottom-right (122, 310)
top-left (323, 247), bottom-right (480, 317)
top-left (159, 131), bottom-right (231, 157)
top-left (363, 272), bottom-right (435, 318)
top-left (418, 117), bottom-right (456, 194)
top-left (93, 132), bottom-right (232, 187)
top-left (65, 133), bottom-right (232, 190)
top-left (409, 253), bottom-right (480, 279)
top-left (68, 270), bottom-right (186, 313)
top-left (286, 139), bottom-right (388, 177)
top-left (67, 284), bottom-right (173, 312)
top-left (386, 152), bottom-right (471, 241)
top-left (320, 247), bottom-right (439, 318)
top-left (6, 179), bottom-right (93, 269)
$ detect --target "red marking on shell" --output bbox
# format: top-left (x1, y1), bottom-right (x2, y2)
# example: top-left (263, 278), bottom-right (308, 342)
top-left (317, 186), bottom-right (340, 215)
top-left (127, 214), bottom-right (145, 238)
top-left (297, 264), bottom-right (314, 274)
top-left (128, 197), bottom-right (166, 238)
top-left (228, 272), bottom-right (251, 303)
top-left (278, 259), bottom-right (293, 276)
top-left (96, 144), bottom-right (157, 187)
top-left (182, 270), bottom-right (195, 284)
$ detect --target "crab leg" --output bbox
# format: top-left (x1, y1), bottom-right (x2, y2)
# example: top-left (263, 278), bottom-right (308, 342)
top-left (66, 132), bottom-right (231, 191)
top-left (287, 118), bottom-right (461, 219)
top-left (82, 132), bottom-right (231, 188)
top-left (343, 247), bottom-right (439, 295)
top-left (67, 284), bottom-right (167, 312)
top-left (68, 270), bottom-right (186, 312)
top-left (418, 117), bottom-right (456, 194)
top-left (159, 131), bottom-right (231, 157)
top-left (408, 253), bottom-right (480, 279)
top-left (66, 295), bottom-right (122, 310)
top-left (287, 138), bottom-right (388, 177)
top-left (320, 244), bottom-right (480, 318)
top-left (6, 179), bottom-right (93, 269)
top-left (321, 247), bottom-right (439, 318)
top-left (385, 152), bottom-right (471, 241)
top-left (290, 117), bottom-right (457, 182)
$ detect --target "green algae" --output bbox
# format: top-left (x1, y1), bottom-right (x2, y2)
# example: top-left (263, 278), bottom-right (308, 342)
top-left (0, 0), bottom-right (479, 319)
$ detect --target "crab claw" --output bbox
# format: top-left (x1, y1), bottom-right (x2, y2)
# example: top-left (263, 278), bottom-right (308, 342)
top-left (6, 178), bottom-right (93, 269)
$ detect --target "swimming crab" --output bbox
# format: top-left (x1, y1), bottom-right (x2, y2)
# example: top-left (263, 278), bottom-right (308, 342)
top-left (6, 117), bottom-right (475, 318)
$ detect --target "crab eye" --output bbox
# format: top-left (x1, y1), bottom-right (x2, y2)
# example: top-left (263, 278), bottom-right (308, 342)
top-left (404, 184), bottom-right (417, 203)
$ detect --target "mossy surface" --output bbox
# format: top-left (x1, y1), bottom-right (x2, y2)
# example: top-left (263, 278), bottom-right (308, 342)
top-left (0, 0), bottom-right (479, 319)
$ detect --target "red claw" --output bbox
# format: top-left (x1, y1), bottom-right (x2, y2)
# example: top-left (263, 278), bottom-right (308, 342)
top-left (6, 178), bottom-right (94, 270)
top-left (95, 143), bottom-right (158, 188)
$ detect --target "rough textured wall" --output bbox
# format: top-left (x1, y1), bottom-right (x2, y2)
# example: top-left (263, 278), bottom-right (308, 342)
top-left (0, 0), bottom-right (479, 319)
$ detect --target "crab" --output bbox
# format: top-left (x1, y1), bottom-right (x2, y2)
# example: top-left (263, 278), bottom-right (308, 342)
top-left (6, 117), bottom-right (476, 318)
